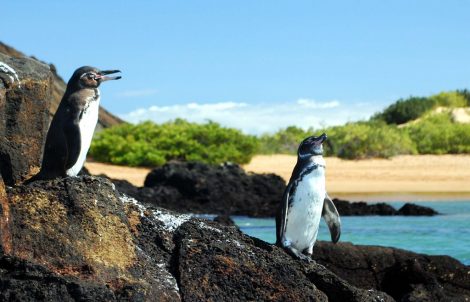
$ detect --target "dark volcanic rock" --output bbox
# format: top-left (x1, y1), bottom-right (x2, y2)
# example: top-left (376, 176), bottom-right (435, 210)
top-left (397, 203), bottom-right (439, 216)
top-left (2, 176), bottom-right (181, 301)
top-left (333, 198), bottom-right (439, 216)
top-left (214, 214), bottom-right (236, 226)
top-left (0, 52), bottom-right (52, 186)
top-left (113, 162), bottom-right (439, 217)
top-left (174, 218), bottom-right (392, 302)
top-left (313, 241), bottom-right (470, 301)
top-left (0, 176), bottom-right (396, 301)
top-left (132, 161), bottom-right (286, 217)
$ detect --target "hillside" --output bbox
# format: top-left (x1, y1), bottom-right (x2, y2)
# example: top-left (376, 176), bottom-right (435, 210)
top-left (0, 41), bottom-right (123, 130)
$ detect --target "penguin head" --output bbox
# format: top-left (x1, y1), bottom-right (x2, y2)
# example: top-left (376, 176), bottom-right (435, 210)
top-left (298, 133), bottom-right (327, 158)
top-left (69, 66), bottom-right (121, 89)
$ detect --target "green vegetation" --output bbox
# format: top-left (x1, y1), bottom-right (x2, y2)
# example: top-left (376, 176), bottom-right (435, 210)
top-left (373, 91), bottom-right (468, 125)
top-left (406, 113), bottom-right (470, 154)
top-left (372, 96), bottom-right (435, 125)
top-left (258, 126), bottom-right (312, 154)
top-left (90, 119), bottom-right (258, 166)
top-left (326, 122), bottom-right (417, 159)
top-left (91, 90), bottom-right (470, 166)
top-left (259, 90), bottom-right (470, 159)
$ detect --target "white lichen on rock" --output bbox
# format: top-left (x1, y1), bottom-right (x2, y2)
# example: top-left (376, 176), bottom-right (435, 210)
top-left (152, 209), bottom-right (191, 232)
top-left (0, 61), bottom-right (21, 87)
top-left (198, 221), bottom-right (222, 233)
top-left (119, 193), bottom-right (191, 232)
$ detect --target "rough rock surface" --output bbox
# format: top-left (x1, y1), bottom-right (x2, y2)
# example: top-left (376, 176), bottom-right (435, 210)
top-left (0, 41), bottom-right (123, 131)
top-left (313, 241), bottom-right (470, 302)
top-left (0, 52), bottom-right (52, 185)
top-left (0, 175), bottom-right (396, 301)
top-left (132, 161), bottom-right (286, 217)
top-left (332, 198), bottom-right (439, 216)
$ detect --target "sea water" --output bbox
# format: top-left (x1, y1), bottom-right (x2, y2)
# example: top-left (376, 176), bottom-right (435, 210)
top-left (231, 201), bottom-right (470, 265)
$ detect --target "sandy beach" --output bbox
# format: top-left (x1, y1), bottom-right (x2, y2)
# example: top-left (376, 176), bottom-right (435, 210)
top-left (86, 154), bottom-right (470, 201)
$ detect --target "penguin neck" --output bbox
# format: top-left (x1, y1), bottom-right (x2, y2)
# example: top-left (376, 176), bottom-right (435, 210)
top-left (311, 155), bottom-right (325, 166)
top-left (300, 155), bottom-right (325, 169)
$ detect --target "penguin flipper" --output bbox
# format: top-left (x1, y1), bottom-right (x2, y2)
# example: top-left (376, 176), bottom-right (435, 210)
top-left (64, 123), bottom-right (82, 170)
top-left (322, 193), bottom-right (341, 243)
top-left (276, 181), bottom-right (294, 246)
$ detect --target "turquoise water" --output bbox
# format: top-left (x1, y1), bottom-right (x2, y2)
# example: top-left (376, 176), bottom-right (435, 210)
top-left (231, 201), bottom-right (470, 265)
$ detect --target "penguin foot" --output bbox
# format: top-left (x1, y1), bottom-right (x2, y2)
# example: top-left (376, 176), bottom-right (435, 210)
top-left (284, 246), bottom-right (315, 263)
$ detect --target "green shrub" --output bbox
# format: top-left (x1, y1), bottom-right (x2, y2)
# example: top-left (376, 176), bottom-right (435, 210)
top-left (456, 89), bottom-right (470, 106)
top-left (372, 96), bottom-right (435, 125)
top-left (258, 126), bottom-right (312, 154)
top-left (325, 121), bottom-right (417, 159)
top-left (90, 119), bottom-right (259, 166)
top-left (430, 91), bottom-right (468, 108)
top-left (258, 122), bottom-right (417, 159)
top-left (406, 113), bottom-right (470, 154)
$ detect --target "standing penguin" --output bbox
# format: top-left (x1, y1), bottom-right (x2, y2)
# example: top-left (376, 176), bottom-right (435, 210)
top-left (26, 66), bottom-right (121, 183)
top-left (276, 133), bottom-right (341, 261)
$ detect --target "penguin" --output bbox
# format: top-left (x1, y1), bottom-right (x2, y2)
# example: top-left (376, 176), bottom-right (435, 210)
top-left (275, 133), bottom-right (341, 261)
top-left (25, 66), bottom-right (121, 183)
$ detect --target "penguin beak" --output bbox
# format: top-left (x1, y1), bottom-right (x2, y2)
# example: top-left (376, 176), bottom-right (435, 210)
top-left (313, 133), bottom-right (327, 145)
top-left (98, 70), bottom-right (122, 81)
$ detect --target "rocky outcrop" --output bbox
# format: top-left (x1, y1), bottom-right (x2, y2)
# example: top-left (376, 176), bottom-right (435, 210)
top-left (0, 176), bottom-right (395, 301)
top-left (0, 41), bottom-right (123, 131)
top-left (312, 241), bottom-right (470, 302)
top-left (333, 199), bottom-right (439, 216)
top-left (0, 53), bottom-right (52, 185)
top-left (112, 161), bottom-right (439, 217)
top-left (127, 161), bottom-right (286, 217)
top-left (397, 203), bottom-right (439, 216)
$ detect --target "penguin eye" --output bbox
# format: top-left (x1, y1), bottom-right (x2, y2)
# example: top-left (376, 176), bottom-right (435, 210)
top-left (87, 73), bottom-right (95, 79)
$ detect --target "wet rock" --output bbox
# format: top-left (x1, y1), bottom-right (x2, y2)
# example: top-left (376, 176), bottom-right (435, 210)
top-left (312, 241), bottom-right (470, 301)
top-left (0, 52), bottom-right (53, 186)
top-left (397, 203), bottom-right (439, 216)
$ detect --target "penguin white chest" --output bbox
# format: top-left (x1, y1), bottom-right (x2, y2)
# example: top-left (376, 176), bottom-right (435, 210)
top-left (66, 96), bottom-right (100, 176)
top-left (284, 168), bottom-right (326, 251)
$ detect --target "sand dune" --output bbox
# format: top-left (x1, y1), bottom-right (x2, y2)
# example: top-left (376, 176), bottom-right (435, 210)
top-left (85, 154), bottom-right (470, 201)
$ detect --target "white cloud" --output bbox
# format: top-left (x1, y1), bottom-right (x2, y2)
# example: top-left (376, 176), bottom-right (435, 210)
top-left (116, 89), bottom-right (159, 98)
top-left (297, 98), bottom-right (340, 109)
top-left (121, 99), bottom-right (381, 135)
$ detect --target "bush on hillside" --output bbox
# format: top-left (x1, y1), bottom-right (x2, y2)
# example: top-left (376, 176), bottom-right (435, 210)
top-left (456, 89), bottom-right (470, 106)
top-left (406, 113), bottom-right (470, 154)
top-left (430, 91), bottom-right (468, 108)
top-left (372, 96), bottom-right (435, 125)
top-left (89, 120), bottom-right (259, 166)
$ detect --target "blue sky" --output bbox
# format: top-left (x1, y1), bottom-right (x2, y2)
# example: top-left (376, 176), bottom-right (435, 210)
top-left (3, 1), bottom-right (470, 134)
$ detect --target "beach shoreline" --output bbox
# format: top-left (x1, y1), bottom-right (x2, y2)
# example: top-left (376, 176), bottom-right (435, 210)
top-left (85, 154), bottom-right (470, 202)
